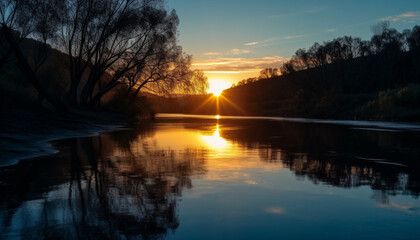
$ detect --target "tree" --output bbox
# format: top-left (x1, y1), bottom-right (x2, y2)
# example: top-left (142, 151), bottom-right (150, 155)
top-left (370, 21), bottom-right (403, 54)
top-left (2, 0), bottom-right (207, 110)
top-left (259, 67), bottom-right (280, 79)
top-left (234, 77), bottom-right (258, 87)
top-left (0, 0), bottom-right (67, 110)
top-left (406, 26), bottom-right (420, 51)
top-left (50, 0), bottom-right (199, 106)
top-left (122, 48), bottom-right (207, 98)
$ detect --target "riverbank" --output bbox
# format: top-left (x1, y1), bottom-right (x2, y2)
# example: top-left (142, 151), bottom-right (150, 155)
top-left (156, 113), bottom-right (420, 131)
top-left (0, 105), bottom-right (133, 167)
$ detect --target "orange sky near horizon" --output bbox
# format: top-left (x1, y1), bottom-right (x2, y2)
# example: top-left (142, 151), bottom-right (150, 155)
top-left (192, 56), bottom-right (290, 90)
top-left (169, 1), bottom-right (420, 94)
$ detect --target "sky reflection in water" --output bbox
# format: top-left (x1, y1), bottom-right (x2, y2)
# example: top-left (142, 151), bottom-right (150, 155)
top-left (1, 115), bottom-right (420, 239)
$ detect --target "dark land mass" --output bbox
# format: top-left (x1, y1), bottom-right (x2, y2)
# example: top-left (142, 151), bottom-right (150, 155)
top-left (152, 47), bottom-right (420, 121)
top-left (2, 22), bottom-right (420, 168)
top-left (153, 25), bottom-right (420, 122)
top-left (0, 103), bottom-right (133, 166)
top-left (223, 50), bottom-right (420, 120)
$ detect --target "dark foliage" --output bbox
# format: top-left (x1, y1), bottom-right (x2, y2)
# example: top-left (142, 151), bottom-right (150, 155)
top-left (220, 24), bottom-right (420, 121)
top-left (0, 0), bottom-right (207, 114)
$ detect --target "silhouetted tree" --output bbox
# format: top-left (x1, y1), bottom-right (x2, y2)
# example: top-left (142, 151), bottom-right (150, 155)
top-left (50, 0), bottom-right (192, 106)
top-left (370, 21), bottom-right (404, 54)
top-left (259, 67), bottom-right (280, 79)
top-left (125, 52), bottom-right (208, 98)
top-left (2, 0), bottom-right (207, 110)
top-left (234, 77), bottom-right (258, 87)
top-left (0, 0), bottom-right (67, 110)
top-left (406, 25), bottom-right (420, 51)
top-left (278, 23), bottom-right (419, 78)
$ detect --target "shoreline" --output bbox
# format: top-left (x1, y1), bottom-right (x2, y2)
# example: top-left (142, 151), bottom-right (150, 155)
top-left (156, 113), bottom-right (420, 131)
top-left (0, 107), bottom-right (131, 167)
top-left (3, 110), bottom-right (420, 168)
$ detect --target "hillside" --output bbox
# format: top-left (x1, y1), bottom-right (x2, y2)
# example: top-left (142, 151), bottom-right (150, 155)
top-left (152, 48), bottom-right (420, 121)
top-left (220, 49), bottom-right (420, 121)
top-left (153, 25), bottom-right (420, 121)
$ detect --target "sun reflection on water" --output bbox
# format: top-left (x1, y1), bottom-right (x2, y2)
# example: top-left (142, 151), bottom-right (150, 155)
top-left (201, 124), bottom-right (230, 150)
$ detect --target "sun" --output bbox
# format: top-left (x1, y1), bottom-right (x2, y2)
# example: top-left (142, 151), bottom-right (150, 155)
top-left (207, 80), bottom-right (231, 97)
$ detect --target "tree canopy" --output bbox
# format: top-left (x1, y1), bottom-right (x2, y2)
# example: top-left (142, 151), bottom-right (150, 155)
top-left (0, 0), bottom-right (207, 110)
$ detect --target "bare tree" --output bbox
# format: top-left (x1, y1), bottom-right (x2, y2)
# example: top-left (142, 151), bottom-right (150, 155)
top-left (370, 21), bottom-right (404, 54)
top-left (259, 67), bottom-right (280, 79)
top-left (406, 26), bottom-right (420, 51)
top-left (0, 0), bottom-right (67, 110)
top-left (51, 0), bottom-right (200, 106)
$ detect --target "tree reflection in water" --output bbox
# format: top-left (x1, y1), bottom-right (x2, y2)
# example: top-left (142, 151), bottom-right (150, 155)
top-left (0, 125), bottom-right (207, 240)
top-left (217, 119), bottom-right (420, 203)
top-left (1, 118), bottom-right (420, 239)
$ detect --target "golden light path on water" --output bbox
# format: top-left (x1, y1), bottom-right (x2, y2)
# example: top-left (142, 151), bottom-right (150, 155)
top-left (121, 118), bottom-right (284, 185)
top-left (201, 124), bottom-right (229, 150)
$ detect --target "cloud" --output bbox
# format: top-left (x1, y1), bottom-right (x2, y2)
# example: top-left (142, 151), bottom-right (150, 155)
top-left (244, 41), bottom-right (259, 46)
top-left (283, 34), bottom-right (306, 40)
top-left (378, 202), bottom-right (420, 214)
top-left (203, 52), bottom-right (222, 56)
top-left (192, 56), bottom-right (289, 75)
top-left (326, 28), bottom-right (336, 32)
top-left (229, 48), bottom-right (251, 55)
top-left (265, 207), bottom-right (285, 214)
top-left (245, 180), bottom-right (257, 185)
top-left (381, 11), bottom-right (420, 23)
top-left (203, 71), bottom-right (248, 74)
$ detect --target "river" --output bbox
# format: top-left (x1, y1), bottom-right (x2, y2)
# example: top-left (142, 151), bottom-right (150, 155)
top-left (1, 114), bottom-right (419, 239)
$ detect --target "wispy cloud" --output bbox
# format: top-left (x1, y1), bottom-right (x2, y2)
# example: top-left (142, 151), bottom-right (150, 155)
top-left (326, 28), bottom-right (336, 32)
top-left (244, 41), bottom-right (259, 46)
top-left (194, 61), bottom-right (231, 66)
top-left (192, 56), bottom-right (289, 75)
top-left (265, 207), bottom-right (285, 214)
top-left (243, 38), bottom-right (278, 49)
top-left (203, 71), bottom-right (249, 74)
top-left (229, 48), bottom-right (251, 55)
top-left (245, 180), bottom-right (257, 185)
top-left (202, 48), bottom-right (253, 58)
top-left (378, 202), bottom-right (420, 214)
top-left (203, 52), bottom-right (222, 56)
top-left (283, 34), bottom-right (306, 40)
top-left (381, 11), bottom-right (420, 23)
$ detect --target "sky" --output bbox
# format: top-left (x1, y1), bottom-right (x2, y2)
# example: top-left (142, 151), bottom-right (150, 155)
top-left (168, 0), bottom-right (420, 87)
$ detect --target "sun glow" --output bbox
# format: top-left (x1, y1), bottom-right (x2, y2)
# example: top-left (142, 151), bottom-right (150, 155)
top-left (208, 80), bottom-right (231, 97)
top-left (201, 124), bottom-right (229, 150)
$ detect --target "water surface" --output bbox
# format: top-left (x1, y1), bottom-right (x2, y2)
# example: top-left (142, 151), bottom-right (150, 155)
top-left (1, 114), bottom-right (420, 239)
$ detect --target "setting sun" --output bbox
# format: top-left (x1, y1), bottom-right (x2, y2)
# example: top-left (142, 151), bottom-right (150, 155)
top-left (208, 80), bottom-right (231, 97)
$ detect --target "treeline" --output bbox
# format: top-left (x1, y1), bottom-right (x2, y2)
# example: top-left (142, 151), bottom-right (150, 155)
top-left (155, 23), bottom-right (420, 121)
top-left (280, 22), bottom-right (420, 74)
top-left (0, 0), bottom-right (206, 116)
top-left (151, 94), bottom-right (217, 115)
top-left (218, 23), bottom-right (420, 121)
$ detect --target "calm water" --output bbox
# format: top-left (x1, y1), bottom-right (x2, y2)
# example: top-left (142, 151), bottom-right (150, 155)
top-left (1, 114), bottom-right (420, 239)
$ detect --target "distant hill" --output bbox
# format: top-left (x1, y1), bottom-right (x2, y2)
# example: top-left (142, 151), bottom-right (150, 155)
top-left (150, 94), bottom-right (217, 115)
top-left (154, 25), bottom-right (420, 121)
top-left (220, 49), bottom-right (420, 121)
top-left (0, 37), bottom-right (70, 108)
top-left (152, 48), bottom-right (420, 121)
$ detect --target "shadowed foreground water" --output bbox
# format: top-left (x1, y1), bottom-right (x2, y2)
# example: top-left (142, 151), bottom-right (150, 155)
top-left (1, 114), bottom-right (420, 239)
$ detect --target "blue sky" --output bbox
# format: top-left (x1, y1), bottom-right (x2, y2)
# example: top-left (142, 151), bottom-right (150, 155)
top-left (168, 0), bottom-right (420, 84)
